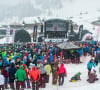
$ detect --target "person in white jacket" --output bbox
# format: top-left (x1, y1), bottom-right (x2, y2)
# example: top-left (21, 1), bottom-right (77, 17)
top-left (0, 71), bottom-right (5, 90)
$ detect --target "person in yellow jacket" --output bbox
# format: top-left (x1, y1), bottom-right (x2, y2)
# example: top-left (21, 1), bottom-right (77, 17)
top-left (7, 56), bottom-right (10, 62)
top-left (44, 63), bottom-right (51, 83)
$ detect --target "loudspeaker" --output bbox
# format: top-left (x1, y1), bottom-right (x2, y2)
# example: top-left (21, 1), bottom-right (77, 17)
top-left (79, 25), bottom-right (83, 32)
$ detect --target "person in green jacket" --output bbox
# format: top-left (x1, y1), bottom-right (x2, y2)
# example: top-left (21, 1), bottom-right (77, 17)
top-left (70, 72), bottom-right (81, 82)
top-left (33, 54), bottom-right (36, 61)
top-left (15, 65), bottom-right (26, 90)
top-left (2, 51), bottom-right (5, 59)
top-left (10, 53), bottom-right (13, 59)
top-left (44, 63), bottom-right (51, 83)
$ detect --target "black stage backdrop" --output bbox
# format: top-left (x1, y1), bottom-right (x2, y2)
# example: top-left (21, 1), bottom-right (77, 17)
top-left (14, 30), bottom-right (31, 42)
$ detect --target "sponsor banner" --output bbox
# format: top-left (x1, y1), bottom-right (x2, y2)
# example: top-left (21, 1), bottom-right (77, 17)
top-left (6, 26), bottom-right (10, 43)
top-left (44, 38), bottom-right (68, 42)
top-left (12, 30), bottom-right (15, 43)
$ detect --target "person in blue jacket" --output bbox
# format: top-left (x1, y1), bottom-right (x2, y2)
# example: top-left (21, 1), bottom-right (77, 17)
top-left (3, 55), bottom-right (8, 66)
top-left (49, 48), bottom-right (52, 54)
top-left (87, 59), bottom-right (95, 76)
top-left (14, 53), bottom-right (17, 62)
top-left (40, 55), bottom-right (44, 61)
top-left (49, 53), bottom-right (53, 63)
top-left (54, 47), bottom-right (57, 55)
top-left (83, 45), bottom-right (88, 56)
top-left (96, 44), bottom-right (100, 62)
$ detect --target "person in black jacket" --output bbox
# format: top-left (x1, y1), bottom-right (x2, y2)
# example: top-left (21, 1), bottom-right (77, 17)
top-left (8, 63), bottom-right (17, 90)
top-left (34, 56), bottom-right (38, 66)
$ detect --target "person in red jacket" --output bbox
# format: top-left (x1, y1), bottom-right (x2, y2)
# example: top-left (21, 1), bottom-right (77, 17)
top-left (23, 64), bottom-right (31, 88)
top-left (29, 66), bottom-right (40, 90)
top-left (58, 63), bottom-right (67, 86)
top-left (44, 53), bottom-right (47, 63)
top-left (53, 55), bottom-right (56, 62)
top-left (60, 51), bottom-right (63, 60)
top-left (25, 51), bottom-right (28, 57)
top-left (47, 48), bottom-right (50, 53)
top-left (1, 66), bottom-right (9, 89)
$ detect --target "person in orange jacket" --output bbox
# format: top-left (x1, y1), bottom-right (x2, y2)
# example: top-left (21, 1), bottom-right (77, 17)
top-left (23, 64), bottom-right (31, 89)
top-left (29, 66), bottom-right (40, 90)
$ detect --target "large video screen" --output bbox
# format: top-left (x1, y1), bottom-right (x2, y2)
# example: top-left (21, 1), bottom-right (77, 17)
top-left (45, 20), bottom-right (67, 31)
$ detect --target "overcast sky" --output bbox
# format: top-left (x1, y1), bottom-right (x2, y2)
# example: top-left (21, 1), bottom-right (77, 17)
top-left (0, 0), bottom-right (25, 6)
top-left (0, 0), bottom-right (100, 12)
top-left (0, 0), bottom-right (99, 8)
top-left (0, 0), bottom-right (100, 23)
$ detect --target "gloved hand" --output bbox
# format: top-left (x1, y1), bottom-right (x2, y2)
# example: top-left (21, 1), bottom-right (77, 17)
top-left (15, 79), bottom-right (17, 81)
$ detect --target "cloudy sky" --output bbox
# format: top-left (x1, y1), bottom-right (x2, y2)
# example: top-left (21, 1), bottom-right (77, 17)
top-left (0, 0), bottom-right (100, 23)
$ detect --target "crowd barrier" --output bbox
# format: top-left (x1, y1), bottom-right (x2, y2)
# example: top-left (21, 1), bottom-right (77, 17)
top-left (62, 58), bottom-right (81, 64)
top-left (59, 53), bottom-right (93, 64)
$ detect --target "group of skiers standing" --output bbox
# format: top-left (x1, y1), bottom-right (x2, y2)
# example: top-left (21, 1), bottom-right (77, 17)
top-left (0, 61), bottom-right (67, 90)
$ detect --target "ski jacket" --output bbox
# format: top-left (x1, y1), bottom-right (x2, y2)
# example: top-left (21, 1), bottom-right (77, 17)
top-left (29, 67), bottom-right (40, 81)
top-left (58, 64), bottom-right (67, 76)
top-left (87, 60), bottom-right (95, 69)
top-left (15, 65), bottom-right (26, 81)
top-left (44, 64), bottom-right (51, 75)
top-left (38, 64), bottom-right (46, 74)
top-left (53, 55), bottom-right (56, 62)
top-left (0, 75), bottom-right (4, 85)
top-left (23, 64), bottom-right (28, 78)
top-left (83, 46), bottom-right (88, 52)
top-left (8, 63), bottom-right (17, 80)
top-left (1, 68), bottom-right (8, 78)
top-left (49, 54), bottom-right (53, 62)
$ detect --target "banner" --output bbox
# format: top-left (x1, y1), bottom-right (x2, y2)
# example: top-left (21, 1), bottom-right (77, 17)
top-left (12, 30), bottom-right (15, 43)
top-left (6, 26), bottom-right (10, 43)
